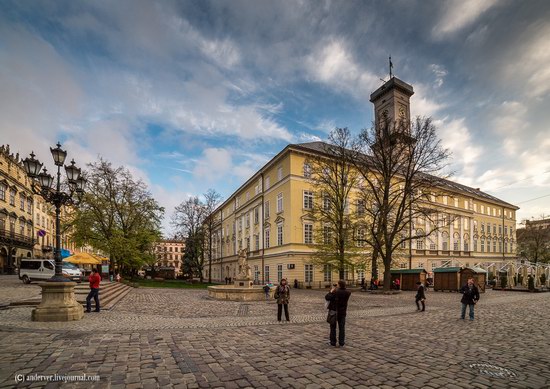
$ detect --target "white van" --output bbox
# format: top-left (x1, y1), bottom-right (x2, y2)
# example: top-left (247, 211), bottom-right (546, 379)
top-left (19, 259), bottom-right (82, 283)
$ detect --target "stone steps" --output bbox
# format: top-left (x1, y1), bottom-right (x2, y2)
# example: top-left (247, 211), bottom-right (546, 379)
top-left (10, 281), bottom-right (133, 311)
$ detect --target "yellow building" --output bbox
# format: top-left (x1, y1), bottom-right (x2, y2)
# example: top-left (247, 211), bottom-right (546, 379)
top-left (207, 77), bottom-right (519, 286)
top-left (0, 145), bottom-right (35, 273)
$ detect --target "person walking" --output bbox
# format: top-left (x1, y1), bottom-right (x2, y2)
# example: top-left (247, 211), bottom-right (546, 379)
top-left (263, 283), bottom-right (271, 301)
top-left (86, 268), bottom-right (101, 313)
top-left (325, 280), bottom-right (352, 347)
top-left (460, 277), bottom-right (480, 320)
top-left (275, 278), bottom-right (290, 322)
top-left (415, 281), bottom-right (426, 311)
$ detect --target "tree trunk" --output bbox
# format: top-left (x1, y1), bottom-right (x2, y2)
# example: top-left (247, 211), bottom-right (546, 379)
top-left (371, 247), bottom-right (379, 280)
top-left (383, 263), bottom-right (392, 291)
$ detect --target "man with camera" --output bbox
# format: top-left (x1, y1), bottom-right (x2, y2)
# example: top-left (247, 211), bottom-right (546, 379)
top-left (325, 280), bottom-right (351, 347)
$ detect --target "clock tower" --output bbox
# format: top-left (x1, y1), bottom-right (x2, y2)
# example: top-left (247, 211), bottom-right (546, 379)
top-left (369, 77), bottom-right (414, 135)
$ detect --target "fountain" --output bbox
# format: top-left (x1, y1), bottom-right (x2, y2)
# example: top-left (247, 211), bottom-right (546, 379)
top-left (207, 249), bottom-right (268, 301)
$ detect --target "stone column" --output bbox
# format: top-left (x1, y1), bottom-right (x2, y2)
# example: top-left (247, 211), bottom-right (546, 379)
top-left (32, 282), bottom-right (84, 322)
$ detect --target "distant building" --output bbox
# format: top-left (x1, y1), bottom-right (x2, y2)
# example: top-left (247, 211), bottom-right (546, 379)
top-left (153, 239), bottom-right (185, 276)
top-left (525, 217), bottom-right (550, 230)
top-left (0, 145), bottom-right (35, 273)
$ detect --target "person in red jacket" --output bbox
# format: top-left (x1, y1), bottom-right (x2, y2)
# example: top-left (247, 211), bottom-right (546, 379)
top-left (86, 268), bottom-right (101, 313)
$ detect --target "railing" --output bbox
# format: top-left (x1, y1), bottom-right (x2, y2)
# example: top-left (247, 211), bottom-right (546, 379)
top-left (0, 229), bottom-right (34, 245)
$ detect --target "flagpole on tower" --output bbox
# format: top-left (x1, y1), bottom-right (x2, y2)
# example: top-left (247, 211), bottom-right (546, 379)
top-left (389, 56), bottom-right (393, 79)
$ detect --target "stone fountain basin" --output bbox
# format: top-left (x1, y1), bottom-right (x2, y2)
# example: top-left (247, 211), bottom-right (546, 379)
top-left (207, 284), bottom-right (270, 301)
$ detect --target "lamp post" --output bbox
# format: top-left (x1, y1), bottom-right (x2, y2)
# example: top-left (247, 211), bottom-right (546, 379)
top-left (23, 143), bottom-right (86, 321)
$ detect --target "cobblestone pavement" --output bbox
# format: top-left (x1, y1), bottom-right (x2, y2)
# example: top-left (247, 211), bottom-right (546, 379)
top-left (0, 280), bottom-right (549, 389)
top-left (0, 276), bottom-right (41, 305)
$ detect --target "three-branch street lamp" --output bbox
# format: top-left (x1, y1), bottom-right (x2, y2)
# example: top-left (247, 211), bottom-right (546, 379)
top-left (23, 142), bottom-right (86, 282)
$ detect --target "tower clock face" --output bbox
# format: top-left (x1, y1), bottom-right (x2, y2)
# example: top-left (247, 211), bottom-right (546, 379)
top-left (398, 106), bottom-right (406, 118)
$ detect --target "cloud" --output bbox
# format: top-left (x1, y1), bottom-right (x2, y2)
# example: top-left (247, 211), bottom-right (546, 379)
top-left (430, 64), bottom-right (448, 88)
top-left (432, 0), bottom-right (499, 38)
top-left (306, 39), bottom-right (379, 99)
top-left (410, 83), bottom-right (445, 118)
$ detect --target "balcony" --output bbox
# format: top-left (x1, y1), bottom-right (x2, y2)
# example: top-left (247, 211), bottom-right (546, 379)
top-left (0, 229), bottom-right (34, 249)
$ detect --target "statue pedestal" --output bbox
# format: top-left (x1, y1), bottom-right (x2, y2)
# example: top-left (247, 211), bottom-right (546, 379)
top-left (234, 279), bottom-right (253, 288)
top-left (31, 282), bottom-right (84, 322)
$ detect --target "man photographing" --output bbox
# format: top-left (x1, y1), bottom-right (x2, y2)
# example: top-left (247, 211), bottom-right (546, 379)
top-left (325, 280), bottom-right (351, 347)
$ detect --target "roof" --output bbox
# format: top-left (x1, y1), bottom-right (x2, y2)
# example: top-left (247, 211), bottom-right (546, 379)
top-left (390, 268), bottom-right (427, 274)
top-left (433, 267), bottom-right (461, 273)
top-left (293, 141), bottom-right (518, 209)
top-left (461, 267), bottom-right (487, 274)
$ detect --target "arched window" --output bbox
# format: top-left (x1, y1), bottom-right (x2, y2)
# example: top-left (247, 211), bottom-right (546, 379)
top-left (463, 234), bottom-right (470, 252)
top-left (416, 229), bottom-right (424, 250)
top-left (453, 232), bottom-right (460, 251)
top-left (441, 232), bottom-right (449, 251)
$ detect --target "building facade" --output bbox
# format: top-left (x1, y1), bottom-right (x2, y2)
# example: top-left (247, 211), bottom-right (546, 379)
top-left (207, 77), bottom-right (519, 287)
top-left (0, 145), bottom-right (35, 273)
top-left (153, 239), bottom-right (185, 276)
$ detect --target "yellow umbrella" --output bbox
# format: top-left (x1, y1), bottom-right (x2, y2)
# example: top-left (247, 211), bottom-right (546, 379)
top-left (64, 252), bottom-right (103, 265)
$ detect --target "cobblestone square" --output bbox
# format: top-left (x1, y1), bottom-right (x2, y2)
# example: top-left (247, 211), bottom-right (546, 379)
top-left (1, 276), bottom-right (549, 388)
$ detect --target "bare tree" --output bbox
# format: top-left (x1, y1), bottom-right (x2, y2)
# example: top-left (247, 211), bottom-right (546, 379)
top-left (518, 216), bottom-right (550, 264)
top-left (305, 128), bottom-right (363, 280)
top-left (203, 189), bottom-right (223, 283)
top-left (172, 196), bottom-right (207, 280)
top-left (352, 117), bottom-right (452, 290)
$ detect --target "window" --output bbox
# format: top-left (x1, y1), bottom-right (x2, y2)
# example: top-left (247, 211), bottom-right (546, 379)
top-left (236, 196), bottom-right (240, 209)
top-left (464, 234), bottom-right (469, 252)
top-left (400, 263), bottom-right (407, 269)
top-left (416, 238), bottom-right (424, 250)
top-left (277, 166), bottom-right (283, 181)
top-left (265, 266), bottom-right (270, 282)
top-left (277, 224), bottom-right (283, 245)
top-left (303, 163), bottom-right (311, 178)
top-left (254, 235), bottom-right (260, 251)
top-left (481, 239), bottom-right (485, 253)
top-left (246, 192), bottom-right (250, 202)
top-left (324, 264), bottom-right (332, 282)
top-left (323, 226), bottom-right (332, 245)
top-left (265, 176), bottom-right (271, 190)
top-left (481, 223), bottom-right (485, 234)
top-left (499, 225), bottom-right (502, 235)
top-left (442, 196), bottom-right (448, 205)
top-left (305, 264), bottom-right (314, 283)
top-left (254, 207), bottom-right (259, 224)
top-left (0, 217), bottom-right (5, 231)
top-left (504, 226), bottom-right (508, 236)
top-left (277, 193), bottom-right (283, 213)
top-left (265, 201), bottom-right (270, 219)
top-left (19, 222), bottom-right (24, 235)
top-left (303, 191), bottom-right (313, 209)
top-left (19, 194), bottom-right (25, 210)
top-left (464, 200), bottom-right (469, 210)
top-left (246, 213), bottom-right (250, 228)
top-left (453, 235), bottom-right (460, 251)
top-left (499, 240), bottom-right (502, 253)
top-left (254, 265), bottom-right (259, 283)
top-left (493, 224), bottom-right (497, 234)
top-left (238, 218), bottom-right (243, 231)
top-left (454, 198), bottom-right (459, 207)
top-left (9, 189), bottom-right (16, 206)
top-left (493, 239), bottom-right (497, 253)
top-left (356, 228), bottom-right (365, 247)
top-left (480, 205), bottom-right (484, 214)
top-left (304, 223), bottom-right (313, 244)
top-left (277, 264), bottom-right (283, 282)
top-left (442, 232), bottom-right (449, 251)
top-left (265, 228), bottom-right (270, 248)
top-left (429, 240), bottom-right (436, 251)
top-left (323, 194), bottom-right (331, 211)
top-left (246, 237), bottom-right (250, 251)
top-left (474, 203), bottom-right (477, 212)
top-left (356, 200), bottom-right (365, 216)
top-left (26, 198), bottom-right (32, 213)
top-left (464, 217), bottom-right (469, 230)
top-left (0, 184), bottom-right (6, 201)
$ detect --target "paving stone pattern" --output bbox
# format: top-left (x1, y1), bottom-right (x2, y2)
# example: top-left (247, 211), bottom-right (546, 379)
top-left (0, 278), bottom-right (549, 389)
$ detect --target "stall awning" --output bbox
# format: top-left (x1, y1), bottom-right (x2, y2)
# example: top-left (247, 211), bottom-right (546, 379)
top-left (64, 252), bottom-right (103, 265)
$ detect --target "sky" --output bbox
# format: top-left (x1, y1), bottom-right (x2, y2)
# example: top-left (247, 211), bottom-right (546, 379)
top-left (1, 0), bottom-right (550, 235)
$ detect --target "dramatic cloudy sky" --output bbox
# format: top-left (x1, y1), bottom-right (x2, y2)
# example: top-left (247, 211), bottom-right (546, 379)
top-left (1, 0), bottom-right (549, 234)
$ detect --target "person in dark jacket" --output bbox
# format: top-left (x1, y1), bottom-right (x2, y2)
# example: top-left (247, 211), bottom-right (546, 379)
top-left (325, 280), bottom-right (352, 347)
top-left (415, 281), bottom-right (426, 311)
top-left (275, 279), bottom-right (290, 322)
top-left (460, 278), bottom-right (480, 320)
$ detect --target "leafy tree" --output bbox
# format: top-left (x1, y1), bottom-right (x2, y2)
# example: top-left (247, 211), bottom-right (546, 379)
top-left (305, 128), bottom-right (363, 280)
top-left (70, 159), bottom-right (164, 275)
top-left (352, 117), bottom-right (452, 291)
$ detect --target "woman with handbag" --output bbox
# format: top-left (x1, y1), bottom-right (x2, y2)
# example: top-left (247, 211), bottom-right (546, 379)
top-left (275, 278), bottom-right (290, 322)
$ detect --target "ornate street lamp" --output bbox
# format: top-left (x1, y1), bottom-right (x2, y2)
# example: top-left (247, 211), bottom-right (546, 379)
top-left (23, 144), bottom-right (85, 282)
top-left (23, 142), bottom-right (87, 322)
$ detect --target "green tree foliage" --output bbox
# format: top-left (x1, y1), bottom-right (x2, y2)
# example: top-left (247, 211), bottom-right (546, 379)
top-left (70, 159), bottom-right (164, 274)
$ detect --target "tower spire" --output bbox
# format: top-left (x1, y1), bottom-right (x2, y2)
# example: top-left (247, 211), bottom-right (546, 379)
top-left (389, 56), bottom-right (393, 79)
